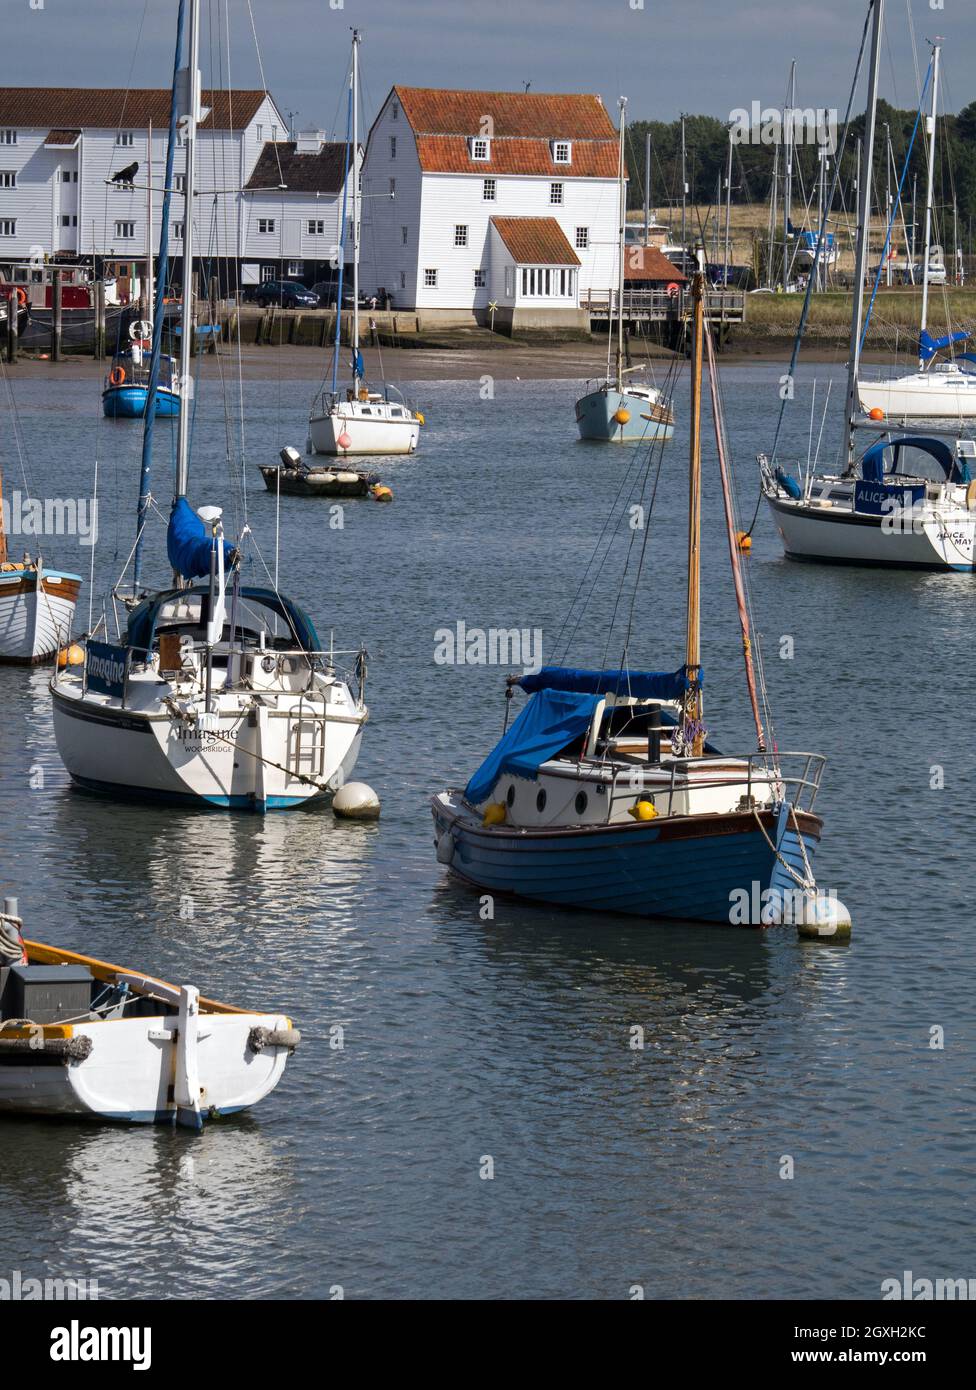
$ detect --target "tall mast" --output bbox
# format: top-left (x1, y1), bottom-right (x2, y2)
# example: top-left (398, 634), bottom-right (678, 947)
top-left (174, 0), bottom-right (201, 502)
top-left (884, 123), bottom-right (892, 286)
top-left (351, 28), bottom-right (360, 382)
top-left (614, 97), bottom-right (627, 389)
top-left (680, 116), bottom-right (687, 250)
top-left (723, 127), bottom-right (733, 284)
top-left (845, 0), bottom-right (884, 464)
top-left (919, 39), bottom-right (940, 359)
top-left (145, 120), bottom-right (154, 326)
top-left (642, 129), bottom-right (651, 243)
top-left (782, 59), bottom-right (795, 292)
top-left (684, 257), bottom-right (705, 758)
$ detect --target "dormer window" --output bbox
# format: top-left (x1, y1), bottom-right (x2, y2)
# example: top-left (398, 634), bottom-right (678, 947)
top-left (552, 141), bottom-right (572, 164)
top-left (470, 137), bottom-right (490, 162)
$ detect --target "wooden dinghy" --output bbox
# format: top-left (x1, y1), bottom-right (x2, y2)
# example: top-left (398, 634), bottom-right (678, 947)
top-left (0, 909), bottom-right (299, 1129)
top-left (260, 447), bottom-right (380, 498)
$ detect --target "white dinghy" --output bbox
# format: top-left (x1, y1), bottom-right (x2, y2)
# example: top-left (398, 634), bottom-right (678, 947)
top-left (0, 901), bottom-right (298, 1129)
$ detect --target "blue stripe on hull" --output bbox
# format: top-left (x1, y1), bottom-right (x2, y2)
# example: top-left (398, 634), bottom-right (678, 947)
top-left (436, 809), bottom-right (817, 924)
top-left (102, 386), bottom-right (180, 418)
top-left (576, 387), bottom-right (674, 443)
top-left (70, 772), bottom-right (323, 811)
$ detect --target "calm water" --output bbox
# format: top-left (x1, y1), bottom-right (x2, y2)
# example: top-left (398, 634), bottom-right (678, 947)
top-left (1, 359), bottom-right (974, 1300)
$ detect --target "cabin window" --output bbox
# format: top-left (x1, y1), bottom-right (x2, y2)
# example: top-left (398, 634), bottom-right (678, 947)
top-left (116, 131), bottom-right (134, 147)
top-left (401, 225), bottom-right (408, 245)
top-left (0, 130), bottom-right (17, 145)
top-left (0, 219), bottom-right (16, 236)
top-left (474, 268), bottom-right (486, 288)
top-left (0, 171), bottom-right (15, 187)
top-left (391, 407), bottom-right (403, 416)
top-left (308, 219), bottom-right (325, 235)
top-left (574, 791), bottom-right (588, 816)
top-left (454, 224), bottom-right (468, 248)
top-left (483, 178), bottom-right (496, 202)
top-left (550, 182), bottom-right (563, 205)
top-left (114, 220), bottom-right (135, 239)
top-left (506, 784), bottom-right (516, 807)
top-left (258, 218), bottom-right (275, 234)
top-left (575, 226), bottom-right (589, 249)
top-left (470, 138), bottom-right (490, 161)
top-left (536, 789), bottom-right (547, 812)
top-left (424, 268), bottom-right (437, 287)
top-left (553, 141), bottom-right (572, 164)
top-left (389, 136), bottom-right (397, 159)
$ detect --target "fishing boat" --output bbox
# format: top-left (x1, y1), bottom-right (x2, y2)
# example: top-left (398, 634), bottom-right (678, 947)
top-left (433, 263), bottom-right (828, 927)
top-left (0, 898), bottom-right (298, 1129)
top-left (51, 0), bottom-right (369, 809)
top-left (0, 426), bottom-right (81, 665)
top-left (102, 342), bottom-right (181, 418)
top-left (576, 98), bottom-right (674, 445)
top-left (856, 40), bottom-right (976, 420)
top-left (260, 447), bottom-right (380, 498)
top-left (308, 31), bottom-right (423, 457)
top-left (760, 0), bottom-right (976, 571)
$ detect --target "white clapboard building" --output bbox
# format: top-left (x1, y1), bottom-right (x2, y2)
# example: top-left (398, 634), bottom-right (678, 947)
top-left (0, 88), bottom-right (355, 291)
top-left (361, 87), bottom-right (622, 331)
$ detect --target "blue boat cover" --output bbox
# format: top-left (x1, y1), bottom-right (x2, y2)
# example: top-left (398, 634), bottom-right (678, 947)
top-left (518, 666), bottom-right (696, 700)
top-left (919, 328), bottom-right (970, 362)
top-left (126, 585), bottom-right (321, 656)
top-left (775, 466), bottom-right (803, 499)
top-left (166, 497), bottom-right (237, 580)
top-left (464, 689), bottom-right (600, 806)
top-left (861, 436), bottom-right (969, 484)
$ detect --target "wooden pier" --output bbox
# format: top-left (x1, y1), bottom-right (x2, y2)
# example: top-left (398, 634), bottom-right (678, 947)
top-left (583, 287), bottom-right (746, 342)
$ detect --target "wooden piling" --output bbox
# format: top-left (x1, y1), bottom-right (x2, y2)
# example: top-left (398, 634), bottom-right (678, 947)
top-left (5, 292), bottom-right (17, 364)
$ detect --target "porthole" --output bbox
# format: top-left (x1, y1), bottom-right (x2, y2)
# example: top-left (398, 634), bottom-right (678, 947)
top-left (506, 783), bottom-right (516, 807)
top-left (575, 790), bottom-right (588, 816)
top-left (536, 788), bottom-right (547, 812)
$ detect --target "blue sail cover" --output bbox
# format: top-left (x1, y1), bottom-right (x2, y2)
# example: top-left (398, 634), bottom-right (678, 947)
top-left (126, 585), bottom-right (321, 656)
top-left (166, 497), bottom-right (237, 580)
top-left (919, 329), bottom-right (970, 362)
top-left (465, 689), bottom-right (600, 806)
top-left (518, 666), bottom-right (696, 700)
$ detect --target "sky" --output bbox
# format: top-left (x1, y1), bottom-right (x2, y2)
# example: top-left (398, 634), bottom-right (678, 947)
top-left (4, 0), bottom-right (975, 137)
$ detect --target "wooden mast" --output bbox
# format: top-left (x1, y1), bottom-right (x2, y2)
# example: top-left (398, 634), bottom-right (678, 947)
top-left (0, 458), bottom-right (7, 566)
top-left (684, 261), bottom-right (705, 756)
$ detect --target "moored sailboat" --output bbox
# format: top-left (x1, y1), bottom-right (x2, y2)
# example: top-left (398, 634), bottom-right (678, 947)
top-left (434, 263), bottom-right (829, 927)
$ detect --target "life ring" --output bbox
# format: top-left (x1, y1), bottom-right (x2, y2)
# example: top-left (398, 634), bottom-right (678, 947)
top-left (666, 282), bottom-right (680, 299)
top-left (109, 365), bottom-right (126, 386)
top-left (15, 287), bottom-right (28, 308)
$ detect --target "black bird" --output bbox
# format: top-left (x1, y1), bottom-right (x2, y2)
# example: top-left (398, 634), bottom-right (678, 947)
top-left (111, 161), bottom-right (139, 185)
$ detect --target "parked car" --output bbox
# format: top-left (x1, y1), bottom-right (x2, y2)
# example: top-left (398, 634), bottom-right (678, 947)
top-left (242, 280), bottom-right (320, 309)
top-left (310, 279), bottom-right (356, 308)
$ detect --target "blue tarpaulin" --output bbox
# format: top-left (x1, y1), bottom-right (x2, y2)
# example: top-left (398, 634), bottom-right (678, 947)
top-left (861, 436), bottom-right (968, 484)
top-left (166, 497), bottom-right (237, 580)
top-left (518, 666), bottom-right (696, 701)
top-left (464, 689), bottom-right (600, 806)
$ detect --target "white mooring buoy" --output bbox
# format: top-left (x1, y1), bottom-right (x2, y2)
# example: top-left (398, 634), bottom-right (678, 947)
top-left (332, 781), bottom-right (381, 820)
top-left (795, 892), bottom-right (852, 942)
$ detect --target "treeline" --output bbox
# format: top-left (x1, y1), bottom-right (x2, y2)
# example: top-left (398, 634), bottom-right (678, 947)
top-left (627, 101), bottom-right (976, 244)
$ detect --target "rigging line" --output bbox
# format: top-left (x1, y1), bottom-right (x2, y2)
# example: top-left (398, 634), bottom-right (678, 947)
top-left (616, 426), bottom-right (669, 672)
top-left (218, 0), bottom-right (247, 524)
top-left (765, 0), bottom-right (874, 472)
top-left (245, 0), bottom-right (285, 191)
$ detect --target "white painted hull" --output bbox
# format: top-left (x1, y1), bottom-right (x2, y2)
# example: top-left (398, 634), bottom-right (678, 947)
top-left (766, 493), bottom-right (976, 570)
top-left (0, 1010), bottom-right (291, 1124)
top-left (308, 408), bottom-right (419, 456)
top-left (0, 570), bottom-right (79, 663)
top-left (858, 372), bottom-right (976, 419)
top-left (51, 684), bottom-right (365, 810)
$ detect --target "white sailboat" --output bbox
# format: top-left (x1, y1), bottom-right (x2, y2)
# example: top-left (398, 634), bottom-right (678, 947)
top-left (50, 0), bottom-right (369, 808)
top-left (857, 40), bottom-right (976, 420)
top-left (760, 0), bottom-right (976, 572)
top-left (308, 31), bottom-right (422, 457)
top-left (575, 98), bottom-right (675, 445)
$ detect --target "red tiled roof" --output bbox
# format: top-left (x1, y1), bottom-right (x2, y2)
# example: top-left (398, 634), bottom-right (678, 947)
top-left (390, 87), bottom-right (618, 177)
top-left (623, 246), bottom-right (687, 282)
top-left (0, 88), bottom-right (267, 132)
top-left (490, 216), bottom-right (581, 266)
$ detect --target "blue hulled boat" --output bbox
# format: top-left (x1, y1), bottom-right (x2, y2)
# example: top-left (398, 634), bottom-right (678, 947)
top-left (434, 268), bottom-right (832, 928)
top-left (102, 350), bottom-right (180, 418)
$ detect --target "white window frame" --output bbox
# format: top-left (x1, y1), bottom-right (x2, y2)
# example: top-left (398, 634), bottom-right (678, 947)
top-left (174, 173), bottom-right (186, 193)
top-left (474, 268), bottom-right (486, 289)
top-left (258, 218), bottom-right (276, 235)
top-left (389, 177), bottom-right (396, 196)
top-left (424, 268), bottom-right (438, 288)
top-left (287, 260), bottom-right (304, 277)
top-left (0, 218), bottom-right (16, 236)
top-left (307, 219), bottom-right (325, 235)
top-left (114, 220), bottom-right (135, 239)
top-left (454, 225), bottom-right (468, 248)
top-left (116, 131), bottom-right (134, 147)
top-left (0, 130), bottom-right (17, 146)
top-left (553, 141), bottom-right (572, 164)
top-left (575, 226), bottom-right (589, 249)
top-left (0, 170), bottom-right (15, 188)
top-left (483, 178), bottom-right (496, 202)
top-left (470, 138), bottom-right (490, 161)
top-left (550, 183), bottom-right (564, 205)
top-left (173, 221), bottom-right (185, 240)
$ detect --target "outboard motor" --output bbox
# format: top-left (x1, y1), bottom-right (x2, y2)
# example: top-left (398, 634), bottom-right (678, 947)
top-left (280, 445), bottom-right (304, 473)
